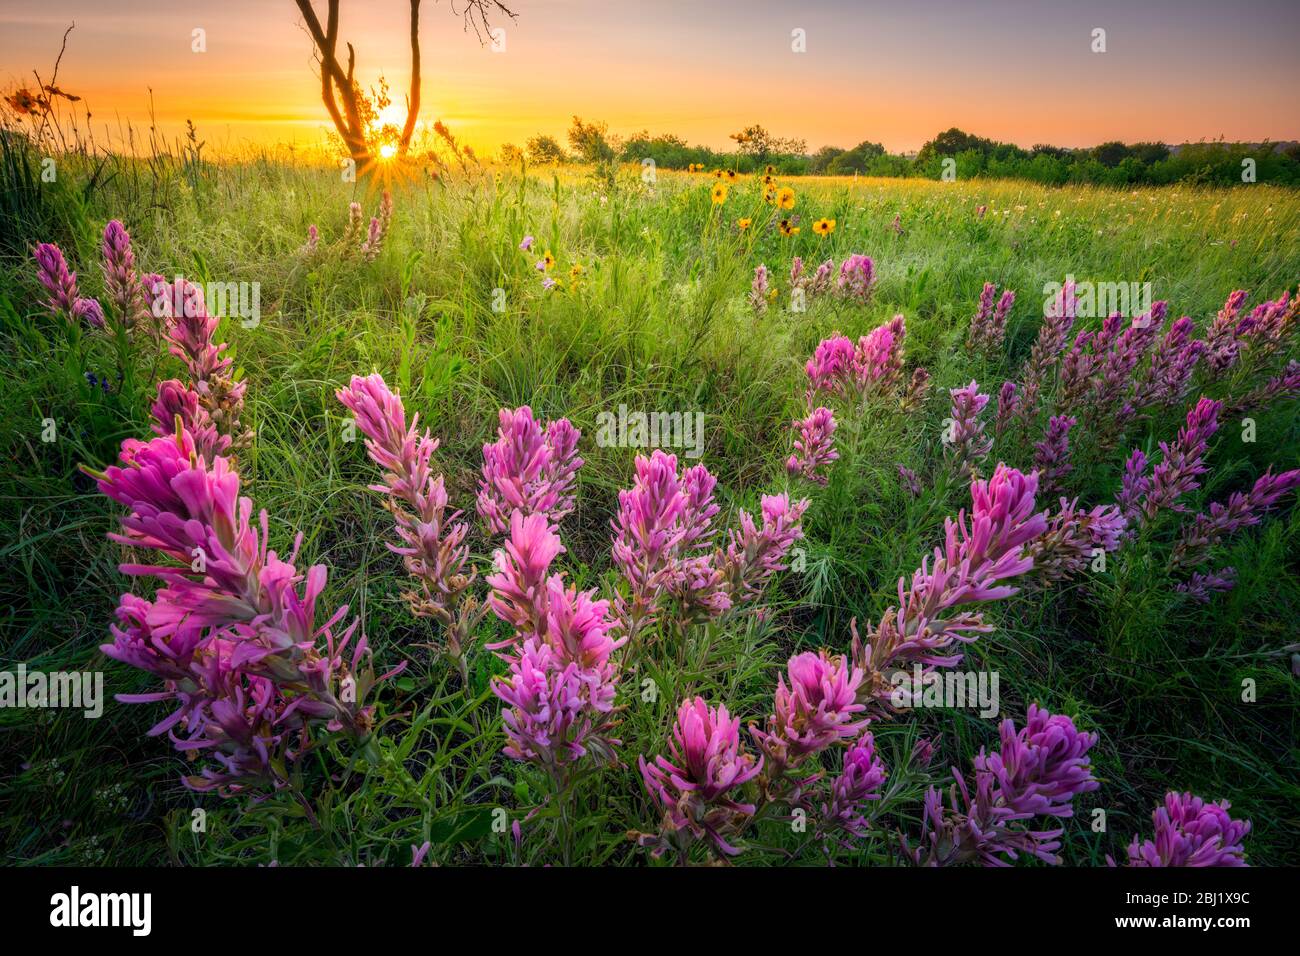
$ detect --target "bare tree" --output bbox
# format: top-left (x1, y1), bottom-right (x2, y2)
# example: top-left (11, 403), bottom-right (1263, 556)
top-left (294, 0), bottom-right (516, 165)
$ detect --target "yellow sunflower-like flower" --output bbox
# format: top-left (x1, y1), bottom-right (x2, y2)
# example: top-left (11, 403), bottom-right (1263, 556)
top-left (569, 263), bottom-right (584, 279)
top-left (737, 217), bottom-right (752, 231)
top-left (762, 174), bottom-right (776, 187)
top-left (713, 169), bottom-right (726, 180)
top-left (765, 164), bottom-right (777, 176)
top-left (540, 251), bottom-right (556, 270)
top-left (763, 187), bottom-right (778, 205)
top-left (725, 169), bottom-right (738, 182)
top-left (777, 186), bottom-right (796, 210)
top-left (778, 218), bottom-right (800, 237)
top-left (812, 218), bottom-right (836, 236)
top-left (711, 183), bottom-right (729, 204)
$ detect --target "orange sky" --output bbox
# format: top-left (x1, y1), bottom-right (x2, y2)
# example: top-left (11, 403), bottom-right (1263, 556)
top-left (3, 0), bottom-right (1298, 157)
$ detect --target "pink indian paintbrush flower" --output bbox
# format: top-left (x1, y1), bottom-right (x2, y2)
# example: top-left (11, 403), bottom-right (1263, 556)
top-left (73, 297), bottom-right (105, 329)
top-left (837, 253), bottom-right (875, 303)
top-left (1032, 414), bottom-right (1077, 498)
top-left (492, 634), bottom-right (620, 778)
top-left (101, 220), bottom-right (148, 330)
top-left (716, 492), bottom-right (808, 607)
top-left (337, 373), bottom-right (481, 661)
top-left (804, 317), bottom-right (909, 403)
top-left (477, 405), bottom-right (583, 535)
top-left (156, 276), bottom-right (252, 451)
top-left (968, 283), bottom-right (1015, 354)
top-left (489, 521), bottom-right (624, 778)
top-left (1226, 358), bottom-right (1300, 416)
top-left (852, 464), bottom-right (1047, 709)
top-left (819, 732), bottom-right (888, 842)
top-left (945, 381), bottom-right (992, 481)
top-left (1029, 497), bottom-right (1126, 584)
top-left (786, 406), bottom-right (839, 484)
top-left (1133, 315), bottom-right (1204, 411)
top-left (907, 704), bottom-right (1099, 866)
top-left (360, 194), bottom-right (393, 262)
top-left (151, 379), bottom-right (231, 462)
top-left (1174, 566), bottom-right (1237, 603)
top-left (1170, 468), bottom-right (1300, 572)
top-left (1114, 792), bottom-right (1250, 867)
top-left (750, 649), bottom-right (867, 776)
top-left (1117, 396), bottom-right (1221, 525)
top-left (993, 381), bottom-right (1018, 440)
top-left (486, 510), bottom-right (566, 647)
top-left (91, 423), bottom-right (399, 794)
top-left (637, 697), bottom-right (763, 858)
top-left (1013, 280), bottom-right (1077, 430)
top-left (32, 242), bottom-right (79, 322)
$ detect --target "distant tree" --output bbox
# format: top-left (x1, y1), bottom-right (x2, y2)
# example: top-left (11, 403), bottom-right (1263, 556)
top-left (1093, 141), bottom-right (1133, 168)
top-left (498, 142), bottom-right (524, 166)
top-left (526, 134), bottom-right (567, 164)
top-left (729, 123), bottom-right (807, 162)
top-left (294, 0), bottom-right (517, 166)
top-left (828, 140), bottom-right (886, 174)
top-left (1130, 141), bottom-right (1170, 165)
top-left (916, 127), bottom-right (996, 163)
top-left (808, 145), bottom-right (845, 173)
top-left (567, 116), bottom-right (617, 163)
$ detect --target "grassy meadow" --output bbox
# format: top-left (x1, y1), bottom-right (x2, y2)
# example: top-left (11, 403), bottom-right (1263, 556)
top-left (1, 149), bottom-right (1298, 866)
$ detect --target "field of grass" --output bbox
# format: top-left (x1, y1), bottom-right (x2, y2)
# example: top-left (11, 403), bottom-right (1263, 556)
top-left (1, 150), bottom-right (1297, 866)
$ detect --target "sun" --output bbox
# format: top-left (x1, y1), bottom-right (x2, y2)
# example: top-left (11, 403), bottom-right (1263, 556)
top-left (379, 143), bottom-right (397, 159)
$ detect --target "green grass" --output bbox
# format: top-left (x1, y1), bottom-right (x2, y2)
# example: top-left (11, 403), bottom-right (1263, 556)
top-left (1, 146), bottom-right (1297, 866)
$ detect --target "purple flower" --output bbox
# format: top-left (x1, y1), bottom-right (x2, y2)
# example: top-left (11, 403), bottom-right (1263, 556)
top-left (637, 697), bottom-right (763, 858)
top-left (92, 424), bottom-right (398, 794)
top-left (1014, 280), bottom-right (1077, 429)
top-left (1116, 792), bottom-right (1250, 867)
top-left (820, 733), bottom-right (887, 841)
top-left (1134, 315), bottom-right (1203, 411)
top-left (485, 510), bottom-right (565, 645)
top-left (717, 492), bottom-right (809, 606)
top-left (786, 406), bottom-right (838, 484)
top-left (1030, 498), bottom-right (1126, 583)
top-left (1174, 567), bottom-right (1237, 603)
top-left (852, 464), bottom-right (1048, 705)
top-left (750, 650), bottom-right (867, 774)
top-left (908, 705), bottom-right (1099, 866)
top-left (477, 405), bottom-right (583, 535)
top-left (898, 464), bottom-right (923, 497)
top-left (101, 220), bottom-right (148, 330)
top-left (968, 283), bottom-right (1015, 353)
top-left (1120, 396), bottom-right (1221, 524)
top-left (836, 253), bottom-right (875, 303)
top-left (946, 381), bottom-right (992, 480)
top-left (151, 379), bottom-right (231, 462)
top-left (993, 381), bottom-right (1018, 439)
top-left (73, 297), bottom-right (105, 329)
top-left (157, 276), bottom-right (251, 450)
top-left (33, 242), bottom-right (79, 321)
top-left (492, 636), bottom-right (619, 778)
top-left (519, 234), bottom-right (534, 252)
top-left (337, 374), bottom-right (478, 658)
top-left (1171, 468), bottom-right (1300, 572)
top-left (1033, 414), bottom-right (1076, 498)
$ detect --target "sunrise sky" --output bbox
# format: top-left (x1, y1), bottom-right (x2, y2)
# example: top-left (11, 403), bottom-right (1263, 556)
top-left (2, 0), bottom-right (1298, 157)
